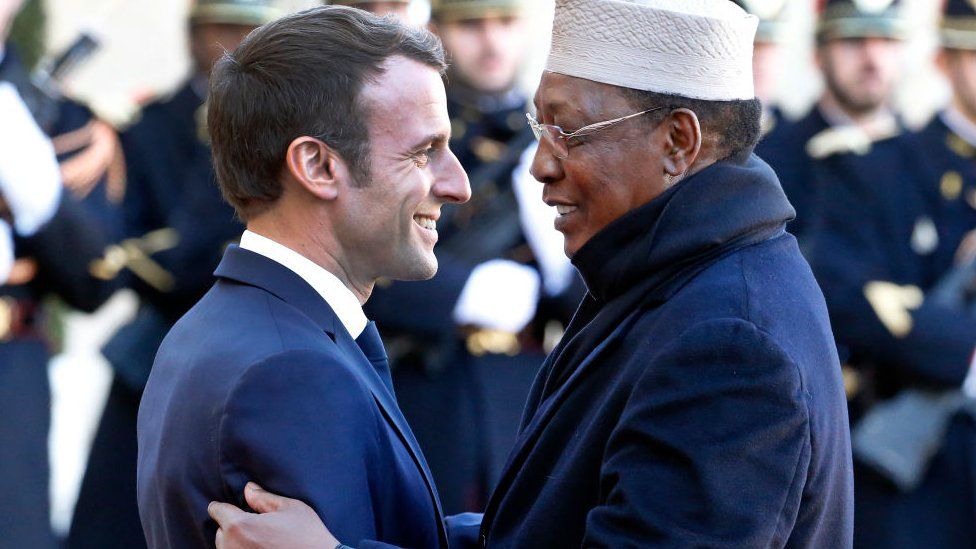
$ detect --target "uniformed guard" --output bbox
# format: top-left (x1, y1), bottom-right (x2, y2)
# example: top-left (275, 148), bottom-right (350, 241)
top-left (1, 1), bottom-right (124, 547)
top-left (809, 2), bottom-right (976, 547)
top-left (66, 2), bottom-right (279, 548)
top-left (363, 0), bottom-right (582, 513)
top-left (328, 0), bottom-right (410, 19)
top-left (757, 0), bottom-right (907, 242)
top-left (731, 0), bottom-right (789, 136)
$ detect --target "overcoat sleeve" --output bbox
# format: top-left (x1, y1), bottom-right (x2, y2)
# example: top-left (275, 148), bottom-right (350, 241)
top-left (582, 319), bottom-right (812, 548)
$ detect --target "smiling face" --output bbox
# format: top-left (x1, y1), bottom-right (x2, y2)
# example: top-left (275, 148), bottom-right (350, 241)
top-left (337, 56), bottom-right (470, 281)
top-left (530, 72), bottom-right (672, 257)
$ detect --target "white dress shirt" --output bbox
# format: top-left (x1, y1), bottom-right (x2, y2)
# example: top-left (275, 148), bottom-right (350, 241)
top-left (239, 230), bottom-right (368, 338)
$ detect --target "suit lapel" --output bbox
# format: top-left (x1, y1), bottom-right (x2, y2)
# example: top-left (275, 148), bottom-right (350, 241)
top-left (332, 331), bottom-right (448, 546)
top-left (215, 246), bottom-right (447, 546)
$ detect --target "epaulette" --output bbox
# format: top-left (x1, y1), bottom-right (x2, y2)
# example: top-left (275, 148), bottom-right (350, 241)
top-left (805, 121), bottom-right (900, 160)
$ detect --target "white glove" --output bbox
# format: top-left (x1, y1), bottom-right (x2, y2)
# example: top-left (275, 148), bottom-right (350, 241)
top-left (0, 220), bottom-right (13, 283)
top-left (512, 143), bottom-right (575, 296)
top-left (0, 82), bottom-right (62, 236)
top-left (964, 350), bottom-right (976, 399)
top-left (453, 259), bottom-right (540, 334)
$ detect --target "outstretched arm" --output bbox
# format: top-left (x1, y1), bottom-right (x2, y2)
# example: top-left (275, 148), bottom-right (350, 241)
top-left (209, 485), bottom-right (484, 549)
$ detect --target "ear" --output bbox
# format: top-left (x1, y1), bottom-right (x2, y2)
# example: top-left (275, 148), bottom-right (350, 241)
top-left (661, 108), bottom-right (701, 177)
top-left (284, 136), bottom-right (342, 201)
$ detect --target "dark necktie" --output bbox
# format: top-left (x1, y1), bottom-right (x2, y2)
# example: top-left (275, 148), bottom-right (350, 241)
top-left (355, 321), bottom-right (394, 395)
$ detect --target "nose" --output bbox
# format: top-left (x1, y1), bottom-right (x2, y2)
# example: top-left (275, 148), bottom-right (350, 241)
top-left (529, 141), bottom-right (563, 185)
top-left (433, 149), bottom-right (471, 204)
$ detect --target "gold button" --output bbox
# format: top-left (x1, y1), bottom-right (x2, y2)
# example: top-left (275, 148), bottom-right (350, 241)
top-left (941, 171), bottom-right (963, 201)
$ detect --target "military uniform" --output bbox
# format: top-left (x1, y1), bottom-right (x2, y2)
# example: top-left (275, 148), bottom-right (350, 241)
top-left (756, 0), bottom-right (906, 244)
top-left (810, 121), bottom-right (976, 547)
top-left (808, 4), bottom-right (976, 545)
top-left (67, 3), bottom-right (278, 547)
top-left (0, 44), bottom-right (123, 549)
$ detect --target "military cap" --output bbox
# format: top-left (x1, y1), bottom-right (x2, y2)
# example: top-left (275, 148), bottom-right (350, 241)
top-left (942, 0), bottom-right (976, 50)
top-left (189, 0), bottom-right (281, 27)
top-left (731, 0), bottom-right (788, 43)
top-left (816, 0), bottom-right (907, 42)
top-left (430, 0), bottom-right (525, 22)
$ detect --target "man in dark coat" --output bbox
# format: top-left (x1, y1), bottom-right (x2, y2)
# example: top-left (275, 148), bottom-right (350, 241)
top-left (208, 0), bottom-right (854, 547)
top-left (757, 0), bottom-right (906, 242)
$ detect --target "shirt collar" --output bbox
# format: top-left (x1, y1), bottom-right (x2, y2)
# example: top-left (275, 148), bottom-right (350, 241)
top-left (239, 230), bottom-right (368, 338)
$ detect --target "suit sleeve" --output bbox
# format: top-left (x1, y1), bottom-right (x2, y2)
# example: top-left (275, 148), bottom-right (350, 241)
top-left (582, 319), bottom-right (811, 548)
top-left (219, 349), bottom-right (388, 547)
top-left (807, 159), bottom-right (976, 387)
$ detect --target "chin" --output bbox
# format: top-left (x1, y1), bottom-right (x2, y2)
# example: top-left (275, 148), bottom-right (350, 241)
top-left (392, 253), bottom-right (438, 281)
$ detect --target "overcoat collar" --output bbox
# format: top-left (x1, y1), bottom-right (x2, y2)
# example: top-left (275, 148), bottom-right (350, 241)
top-left (214, 246), bottom-right (448, 546)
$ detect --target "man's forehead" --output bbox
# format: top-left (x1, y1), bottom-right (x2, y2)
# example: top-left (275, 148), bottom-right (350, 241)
top-left (361, 58), bottom-right (451, 140)
top-left (534, 72), bottom-right (621, 113)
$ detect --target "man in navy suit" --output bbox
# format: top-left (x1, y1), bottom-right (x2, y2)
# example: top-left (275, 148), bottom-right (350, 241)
top-left (136, 7), bottom-right (471, 548)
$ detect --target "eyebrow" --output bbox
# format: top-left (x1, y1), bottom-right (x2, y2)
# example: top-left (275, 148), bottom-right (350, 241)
top-left (409, 132), bottom-right (450, 152)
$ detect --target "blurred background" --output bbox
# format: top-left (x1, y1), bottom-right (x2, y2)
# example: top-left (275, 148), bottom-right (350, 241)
top-left (2, 0), bottom-right (975, 548)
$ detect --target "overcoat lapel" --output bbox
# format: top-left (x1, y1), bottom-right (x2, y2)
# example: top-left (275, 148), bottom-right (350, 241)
top-left (481, 296), bottom-right (648, 534)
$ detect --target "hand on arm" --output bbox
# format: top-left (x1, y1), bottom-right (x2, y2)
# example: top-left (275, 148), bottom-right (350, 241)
top-left (209, 482), bottom-right (337, 549)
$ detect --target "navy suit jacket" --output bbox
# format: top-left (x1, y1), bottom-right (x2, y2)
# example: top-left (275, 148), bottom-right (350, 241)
top-left (137, 245), bottom-right (447, 548)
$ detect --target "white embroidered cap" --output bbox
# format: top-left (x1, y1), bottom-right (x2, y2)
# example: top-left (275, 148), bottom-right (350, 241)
top-left (546, 0), bottom-right (759, 101)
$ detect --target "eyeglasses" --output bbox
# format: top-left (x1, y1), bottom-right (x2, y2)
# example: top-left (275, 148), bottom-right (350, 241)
top-left (525, 107), bottom-right (666, 159)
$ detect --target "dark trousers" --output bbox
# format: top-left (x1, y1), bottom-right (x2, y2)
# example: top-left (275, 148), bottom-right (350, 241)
top-left (67, 377), bottom-right (146, 549)
top-left (0, 339), bottom-right (57, 549)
